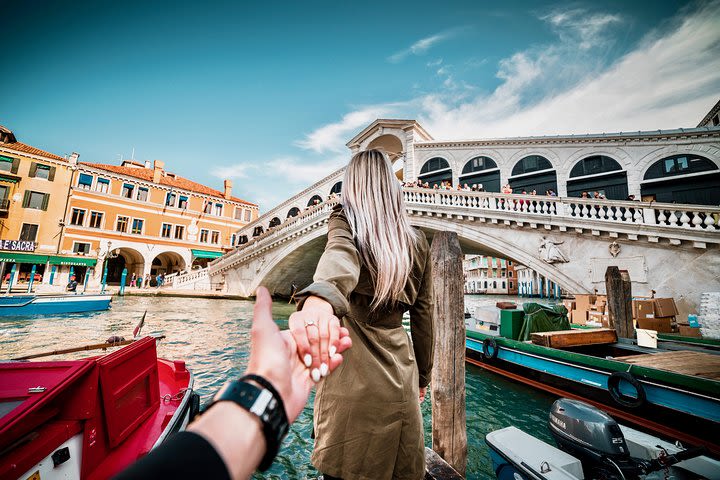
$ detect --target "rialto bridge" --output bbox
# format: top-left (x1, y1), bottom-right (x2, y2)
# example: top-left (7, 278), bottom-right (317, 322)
top-left (193, 119), bottom-right (719, 317)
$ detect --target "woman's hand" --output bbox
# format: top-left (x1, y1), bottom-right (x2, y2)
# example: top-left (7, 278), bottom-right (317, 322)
top-left (419, 386), bottom-right (428, 403)
top-left (289, 295), bottom-right (352, 382)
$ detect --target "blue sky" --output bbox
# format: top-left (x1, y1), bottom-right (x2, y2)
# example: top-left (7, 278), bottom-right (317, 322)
top-left (2, 0), bottom-right (719, 210)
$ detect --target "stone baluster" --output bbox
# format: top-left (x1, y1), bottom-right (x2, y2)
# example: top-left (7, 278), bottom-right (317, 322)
top-left (703, 213), bottom-right (716, 230)
top-left (691, 212), bottom-right (703, 229)
top-left (679, 211), bottom-right (691, 228)
top-left (667, 210), bottom-right (679, 227)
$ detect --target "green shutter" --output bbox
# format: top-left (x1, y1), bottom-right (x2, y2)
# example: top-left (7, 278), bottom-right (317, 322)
top-left (11, 158), bottom-right (20, 174)
top-left (22, 190), bottom-right (31, 208)
top-left (29, 163), bottom-right (38, 177)
top-left (41, 193), bottom-right (50, 211)
top-left (48, 166), bottom-right (56, 181)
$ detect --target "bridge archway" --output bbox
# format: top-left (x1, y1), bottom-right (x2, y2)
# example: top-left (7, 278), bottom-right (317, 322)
top-left (330, 181), bottom-right (342, 195)
top-left (641, 154), bottom-right (720, 205)
top-left (269, 217), bottom-right (281, 228)
top-left (459, 156), bottom-right (500, 192)
top-left (366, 133), bottom-right (405, 179)
top-left (509, 155), bottom-right (558, 194)
top-left (567, 155), bottom-right (628, 199)
top-left (307, 195), bottom-right (323, 207)
top-left (287, 206), bottom-right (301, 218)
top-left (418, 157), bottom-right (452, 187)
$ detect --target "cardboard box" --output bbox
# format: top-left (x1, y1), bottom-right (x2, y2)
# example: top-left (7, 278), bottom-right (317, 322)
top-left (636, 316), bottom-right (673, 333)
top-left (572, 309), bottom-right (587, 325)
top-left (574, 294), bottom-right (596, 312)
top-left (654, 298), bottom-right (678, 317)
top-left (678, 324), bottom-right (702, 338)
top-left (633, 300), bottom-right (655, 319)
top-left (588, 311), bottom-right (609, 327)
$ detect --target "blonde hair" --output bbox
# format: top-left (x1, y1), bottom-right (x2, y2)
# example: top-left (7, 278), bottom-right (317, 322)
top-left (342, 149), bottom-right (419, 310)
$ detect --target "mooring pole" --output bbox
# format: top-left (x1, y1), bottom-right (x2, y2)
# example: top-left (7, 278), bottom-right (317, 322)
top-left (429, 231), bottom-right (467, 476)
top-left (605, 266), bottom-right (633, 339)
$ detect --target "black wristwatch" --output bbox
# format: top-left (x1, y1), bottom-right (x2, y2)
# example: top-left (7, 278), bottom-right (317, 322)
top-left (207, 374), bottom-right (289, 471)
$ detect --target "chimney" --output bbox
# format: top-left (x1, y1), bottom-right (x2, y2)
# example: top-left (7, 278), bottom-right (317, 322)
top-left (68, 152), bottom-right (80, 166)
top-left (145, 160), bottom-right (151, 168)
top-left (223, 179), bottom-right (233, 200)
top-left (153, 160), bottom-right (164, 183)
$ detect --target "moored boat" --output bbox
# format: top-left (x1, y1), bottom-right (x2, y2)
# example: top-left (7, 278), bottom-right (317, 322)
top-left (0, 293), bottom-right (112, 316)
top-left (0, 336), bottom-right (200, 479)
top-left (467, 330), bottom-right (720, 456)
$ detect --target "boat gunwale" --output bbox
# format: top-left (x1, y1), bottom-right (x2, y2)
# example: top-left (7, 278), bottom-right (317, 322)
top-left (466, 330), bottom-right (720, 398)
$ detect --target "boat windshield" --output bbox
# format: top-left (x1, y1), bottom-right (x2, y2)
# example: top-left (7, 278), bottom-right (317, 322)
top-left (0, 400), bottom-right (23, 419)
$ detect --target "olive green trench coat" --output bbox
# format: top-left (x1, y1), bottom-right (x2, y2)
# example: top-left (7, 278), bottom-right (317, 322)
top-left (296, 204), bottom-right (434, 480)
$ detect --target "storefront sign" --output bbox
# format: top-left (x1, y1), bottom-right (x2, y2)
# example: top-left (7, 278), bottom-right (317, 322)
top-left (0, 240), bottom-right (37, 252)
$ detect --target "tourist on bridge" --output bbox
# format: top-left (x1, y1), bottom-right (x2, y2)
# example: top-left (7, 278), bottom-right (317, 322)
top-left (289, 149), bottom-right (435, 480)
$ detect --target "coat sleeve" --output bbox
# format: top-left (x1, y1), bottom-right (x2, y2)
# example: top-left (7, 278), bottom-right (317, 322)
top-left (295, 205), bottom-right (360, 317)
top-left (409, 248), bottom-right (434, 388)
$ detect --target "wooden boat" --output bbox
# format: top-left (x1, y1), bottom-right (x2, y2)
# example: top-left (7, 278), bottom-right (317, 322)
top-left (0, 294), bottom-right (112, 316)
top-left (0, 336), bottom-right (200, 479)
top-left (466, 329), bottom-right (720, 457)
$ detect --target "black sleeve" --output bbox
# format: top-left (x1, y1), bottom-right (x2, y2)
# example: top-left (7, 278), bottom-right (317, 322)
top-left (114, 431), bottom-right (231, 480)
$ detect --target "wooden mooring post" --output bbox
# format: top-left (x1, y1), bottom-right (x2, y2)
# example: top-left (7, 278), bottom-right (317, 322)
top-left (427, 231), bottom-right (467, 479)
top-left (605, 266), bottom-right (634, 339)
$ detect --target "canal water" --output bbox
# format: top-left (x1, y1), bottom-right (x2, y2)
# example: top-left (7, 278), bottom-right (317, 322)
top-left (0, 295), bottom-right (558, 479)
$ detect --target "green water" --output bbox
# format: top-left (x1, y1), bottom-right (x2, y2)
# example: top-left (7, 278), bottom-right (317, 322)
top-left (0, 295), bottom-right (558, 479)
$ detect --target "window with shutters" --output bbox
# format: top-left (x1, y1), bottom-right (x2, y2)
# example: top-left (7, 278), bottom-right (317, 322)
top-left (121, 183), bottom-right (134, 198)
top-left (244, 209), bottom-right (251, 222)
top-left (178, 195), bottom-right (188, 209)
top-left (166, 192), bottom-right (177, 207)
top-left (23, 191), bottom-right (49, 210)
top-left (89, 211), bottom-right (103, 228)
top-left (213, 203), bottom-right (223, 216)
top-left (211, 231), bottom-right (220, 244)
top-left (70, 208), bottom-right (86, 226)
top-left (30, 163), bottom-right (55, 181)
top-left (19, 223), bottom-right (39, 242)
top-left (131, 218), bottom-right (144, 235)
top-left (73, 242), bottom-right (91, 254)
top-left (116, 216), bottom-right (129, 233)
top-left (200, 229), bottom-right (209, 243)
top-left (234, 207), bottom-right (243, 220)
top-left (0, 156), bottom-right (14, 173)
top-left (161, 223), bottom-right (172, 238)
top-left (96, 177), bottom-right (110, 193)
top-left (78, 173), bottom-right (94, 190)
top-left (204, 201), bottom-right (212, 214)
top-left (174, 225), bottom-right (184, 240)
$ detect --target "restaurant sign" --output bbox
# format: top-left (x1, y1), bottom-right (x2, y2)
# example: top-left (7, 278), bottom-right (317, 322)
top-left (0, 240), bottom-right (37, 252)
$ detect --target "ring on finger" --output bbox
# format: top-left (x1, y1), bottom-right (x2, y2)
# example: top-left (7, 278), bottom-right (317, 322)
top-left (304, 318), bottom-right (315, 328)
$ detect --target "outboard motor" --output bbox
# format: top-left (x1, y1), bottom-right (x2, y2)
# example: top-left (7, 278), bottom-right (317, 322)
top-left (548, 398), bottom-right (707, 479)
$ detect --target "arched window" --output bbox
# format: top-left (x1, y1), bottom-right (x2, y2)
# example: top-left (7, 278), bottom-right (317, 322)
top-left (459, 156), bottom-right (501, 191)
top-left (307, 195), bottom-right (323, 207)
top-left (269, 217), bottom-right (281, 228)
top-left (330, 181), bottom-right (342, 194)
top-left (641, 154), bottom-right (719, 205)
top-left (418, 157), bottom-right (452, 186)
top-left (252, 226), bottom-right (264, 237)
top-left (569, 155), bottom-right (622, 178)
top-left (287, 207), bottom-right (300, 218)
top-left (567, 155), bottom-right (627, 200)
top-left (511, 155), bottom-right (553, 176)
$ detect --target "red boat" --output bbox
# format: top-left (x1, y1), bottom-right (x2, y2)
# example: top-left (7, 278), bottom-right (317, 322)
top-left (0, 337), bottom-right (199, 480)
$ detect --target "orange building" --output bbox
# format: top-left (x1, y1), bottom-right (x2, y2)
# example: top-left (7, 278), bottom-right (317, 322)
top-left (61, 160), bottom-right (258, 286)
top-left (0, 126), bottom-right (87, 290)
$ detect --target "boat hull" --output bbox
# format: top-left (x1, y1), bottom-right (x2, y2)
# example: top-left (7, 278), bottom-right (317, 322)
top-left (466, 333), bottom-right (720, 456)
top-left (0, 294), bottom-right (112, 316)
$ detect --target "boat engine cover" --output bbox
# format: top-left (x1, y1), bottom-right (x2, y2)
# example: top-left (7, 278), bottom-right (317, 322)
top-left (549, 398), bottom-right (629, 457)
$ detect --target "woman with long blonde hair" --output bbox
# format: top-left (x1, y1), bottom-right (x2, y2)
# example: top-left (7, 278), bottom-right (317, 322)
top-left (290, 149), bottom-right (434, 480)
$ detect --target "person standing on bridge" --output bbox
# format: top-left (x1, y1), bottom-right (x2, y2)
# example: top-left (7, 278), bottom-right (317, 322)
top-left (289, 149), bottom-right (435, 480)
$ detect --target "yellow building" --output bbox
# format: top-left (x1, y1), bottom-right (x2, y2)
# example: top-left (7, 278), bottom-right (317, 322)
top-left (61, 159), bottom-right (258, 286)
top-left (0, 126), bottom-right (89, 289)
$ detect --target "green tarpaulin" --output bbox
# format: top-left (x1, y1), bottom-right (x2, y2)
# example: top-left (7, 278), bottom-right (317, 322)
top-left (0, 253), bottom-right (49, 264)
top-left (518, 302), bottom-right (570, 341)
top-left (191, 249), bottom-right (223, 259)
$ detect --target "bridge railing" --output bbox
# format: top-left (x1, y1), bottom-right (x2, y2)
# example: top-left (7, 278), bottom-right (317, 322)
top-left (403, 188), bottom-right (720, 231)
top-left (211, 189), bottom-right (719, 274)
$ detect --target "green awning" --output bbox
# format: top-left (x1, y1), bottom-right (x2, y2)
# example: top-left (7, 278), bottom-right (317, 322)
top-left (0, 174), bottom-right (19, 184)
top-left (0, 253), bottom-right (49, 264)
top-left (47, 256), bottom-right (97, 267)
top-left (191, 249), bottom-right (224, 259)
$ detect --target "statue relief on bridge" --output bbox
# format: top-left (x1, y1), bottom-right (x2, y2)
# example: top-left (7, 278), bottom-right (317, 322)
top-left (539, 237), bottom-right (569, 264)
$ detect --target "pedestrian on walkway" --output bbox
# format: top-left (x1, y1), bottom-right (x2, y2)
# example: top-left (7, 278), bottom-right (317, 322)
top-left (144, 273), bottom-right (151, 288)
top-left (130, 273), bottom-right (137, 288)
top-left (290, 149), bottom-right (434, 480)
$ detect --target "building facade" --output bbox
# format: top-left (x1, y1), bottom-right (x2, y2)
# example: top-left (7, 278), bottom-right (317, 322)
top-left (0, 125), bottom-right (258, 290)
top-left (463, 255), bottom-right (518, 295)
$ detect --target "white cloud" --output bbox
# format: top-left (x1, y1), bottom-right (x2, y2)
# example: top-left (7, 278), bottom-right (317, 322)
top-left (295, 104), bottom-right (402, 153)
top-left (210, 163), bottom-right (256, 179)
top-left (540, 9), bottom-right (622, 50)
top-left (267, 156), bottom-right (346, 185)
top-left (388, 28), bottom-right (464, 63)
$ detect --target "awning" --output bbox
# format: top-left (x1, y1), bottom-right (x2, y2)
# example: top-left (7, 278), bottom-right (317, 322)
top-left (0, 253), bottom-right (49, 264)
top-left (191, 249), bottom-right (224, 259)
top-left (47, 256), bottom-right (97, 267)
top-left (0, 174), bottom-right (20, 184)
